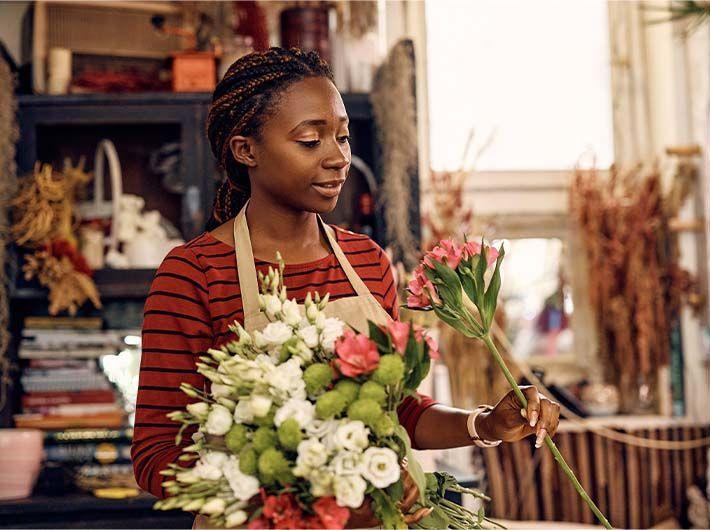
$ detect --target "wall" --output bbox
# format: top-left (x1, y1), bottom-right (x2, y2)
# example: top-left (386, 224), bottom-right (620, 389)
top-left (0, 1), bottom-right (30, 66)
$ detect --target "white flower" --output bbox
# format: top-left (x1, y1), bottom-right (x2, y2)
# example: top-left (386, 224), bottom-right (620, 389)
top-left (194, 450), bottom-right (227, 480)
top-left (225, 510), bottom-right (248, 528)
top-left (210, 383), bottom-right (233, 398)
top-left (306, 302), bottom-right (320, 323)
top-left (261, 321), bottom-right (293, 346)
top-left (309, 467), bottom-right (335, 497)
top-left (253, 330), bottom-right (268, 349)
top-left (205, 404), bottom-right (233, 435)
top-left (305, 418), bottom-right (339, 440)
top-left (281, 299), bottom-right (301, 327)
top-left (298, 325), bottom-right (320, 349)
top-left (292, 341), bottom-right (313, 363)
top-left (361, 447), bottom-right (400, 488)
top-left (320, 317), bottom-right (345, 352)
top-left (233, 398), bottom-right (254, 424)
top-left (267, 358), bottom-right (305, 401)
top-left (314, 312), bottom-right (326, 330)
top-left (223, 456), bottom-right (260, 501)
top-left (333, 420), bottom-right (370, 452)
top-left (333, 474), bottom-right (367, 508)
top-left (296, 437), bottom-right (329, 469)
top-left (249, 394), bottom-right (272, 417)
top-left (262, 294), bottom-right (282, 319)
top-left (186, 401), bottom-right (209, 419)
top-left (200, 498), bottom-right (226, 515)
top-left (275, 398), bottom-right (315, 428)
top-left (330, 451), bottom-right (363, 477)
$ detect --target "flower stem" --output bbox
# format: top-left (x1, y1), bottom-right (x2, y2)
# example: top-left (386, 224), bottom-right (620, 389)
top-left (481, 334), bottom-right (612, 529)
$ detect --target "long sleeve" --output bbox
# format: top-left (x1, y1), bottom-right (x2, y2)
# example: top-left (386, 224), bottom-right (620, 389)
top-left (132, 246), bottom-right (213, 498)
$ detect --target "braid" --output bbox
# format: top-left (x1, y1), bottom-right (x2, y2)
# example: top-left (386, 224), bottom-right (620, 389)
top-left (206, 47), bottom-right (334, 230)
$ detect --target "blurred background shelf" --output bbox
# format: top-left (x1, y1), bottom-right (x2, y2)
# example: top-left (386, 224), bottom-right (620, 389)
top-left (11, 269), bottom-right (157, 300)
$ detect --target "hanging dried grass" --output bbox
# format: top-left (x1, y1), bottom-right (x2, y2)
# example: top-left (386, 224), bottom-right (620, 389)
top-left (570, 164), bottom-right (698, 410)
top-left (370, 40), bottom-right (419, 268)
top-left (0, 55), bottom-right (18, 413)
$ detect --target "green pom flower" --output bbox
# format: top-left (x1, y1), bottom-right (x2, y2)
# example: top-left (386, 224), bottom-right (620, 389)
top-left (258, 447), bottom-right (292, 486)
top-left (359, 381), bottom-right (386, 406)
top-left (239, 446), bottom-right (257, 476)
top-left (303, 363), bottom-right (333, 395)
top-left (372, 412), bottom-right (396, 437)
top-left (334, 379), bottom-right (360, 406)
top-left (224, 423), bottom-right (249, 453)
top-left (316, 390), bottom-right (348, 419)
top-left (277, 418), bottom-right (303, 451)
top-left (347, 398), bottom-right (383, 427)
top-left (372, 354), bottom-right (404, 386)
top-left (252, 426), bottom-right (278, 453)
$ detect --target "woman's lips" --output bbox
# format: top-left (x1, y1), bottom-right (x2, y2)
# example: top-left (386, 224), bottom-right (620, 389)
top-left (311, 180), bottom-right (345, 198)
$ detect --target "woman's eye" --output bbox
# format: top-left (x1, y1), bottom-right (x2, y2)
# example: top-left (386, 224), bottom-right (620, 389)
top-left (338, 135), bottom-right (351, 144)
top-left (298, 140), bottom-right (321, 148)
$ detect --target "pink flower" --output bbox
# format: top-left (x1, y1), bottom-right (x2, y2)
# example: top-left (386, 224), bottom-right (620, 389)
top-left (334, 330), bottom-right (380, 377)
top-left (413, 325), bottom-right (440, 360)
top-left (424, 239), bottom-right (464, 269)
top-left (248, 517), bottom-right (272, 529)
top-left (385, 320), bottom-right (411, 353)
top-left (463, 240), bottom-right (499, 266)
top-left (406, 265), bottom-right (441, 309)
top-left (313, 497), bottom-right (349, 529)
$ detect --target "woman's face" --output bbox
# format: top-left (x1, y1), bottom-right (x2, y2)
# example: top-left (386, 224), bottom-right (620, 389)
top-left (231, 76), bottom-right (351, 214)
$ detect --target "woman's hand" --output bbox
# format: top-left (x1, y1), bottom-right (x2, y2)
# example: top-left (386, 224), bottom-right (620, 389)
top-left (476, 385), bottom-right (561, 448)
top-left (345, 462), bottom-right (432, 528)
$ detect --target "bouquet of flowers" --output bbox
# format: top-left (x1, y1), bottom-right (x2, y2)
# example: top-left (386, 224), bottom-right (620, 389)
top-left (406, 238), bottom-right (612, 529)
top-left (155, 255), bottom-right (492, 529)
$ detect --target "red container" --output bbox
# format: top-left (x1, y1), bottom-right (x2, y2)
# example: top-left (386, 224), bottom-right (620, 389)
top-left (172, 51), bottom-right (216, 92)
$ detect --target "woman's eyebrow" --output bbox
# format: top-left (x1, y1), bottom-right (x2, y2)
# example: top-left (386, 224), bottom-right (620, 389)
top-left (290, 116), bottom-right (349, 133)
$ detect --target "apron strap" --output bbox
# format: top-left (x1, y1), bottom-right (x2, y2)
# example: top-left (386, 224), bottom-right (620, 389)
top-left (233, 201), bottom-right (376, 317)
top-left (233, 202), bottom-right (261, 318)
top-left (318, 218), bottom-right (372, 299)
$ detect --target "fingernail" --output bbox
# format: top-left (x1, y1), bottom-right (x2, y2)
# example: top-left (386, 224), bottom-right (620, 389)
top-left (529, 411), bottom-right (538, 427)
top-left (520, 409), bottom-right (527, 419)
top-left (535, 429), bottom-right (547, 448)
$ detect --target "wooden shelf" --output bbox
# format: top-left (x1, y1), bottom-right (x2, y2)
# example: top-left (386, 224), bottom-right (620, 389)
top-left (11, 269), bottom-right (156, 301)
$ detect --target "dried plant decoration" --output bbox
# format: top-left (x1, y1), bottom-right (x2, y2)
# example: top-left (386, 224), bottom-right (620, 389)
top-left (11, 161), bottom-right (92, 247)
top-left (11, 161), bottom-right (100, 316)
top-left (371, 39), bottom-right (419, 269)
top-left (0, 55), bottom-right (18, 413)
top-left (571, 164), bottom-right (699, 411)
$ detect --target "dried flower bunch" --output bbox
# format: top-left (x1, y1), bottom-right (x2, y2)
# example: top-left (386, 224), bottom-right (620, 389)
top-left (570, 164), bottom-right (698, 410)
top-left (11, 161), bottom-right (101, 315)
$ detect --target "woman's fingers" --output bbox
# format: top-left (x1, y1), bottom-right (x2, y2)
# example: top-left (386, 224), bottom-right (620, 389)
top-left (403, 507), bottom-right (434, 524)
top-left (536, 398), bottom-right (561, 447)
top-left (521, 386), bottom-right (541, 428)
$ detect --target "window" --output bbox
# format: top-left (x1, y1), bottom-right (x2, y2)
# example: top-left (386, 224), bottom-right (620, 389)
top-left (425, 0), bottom-right (614, 172)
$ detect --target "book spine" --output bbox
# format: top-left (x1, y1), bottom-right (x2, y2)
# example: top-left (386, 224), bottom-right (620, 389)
top-left (23, 390), bottom-right (117, 408)
top-left (44, 427), bottom-right (133, 443)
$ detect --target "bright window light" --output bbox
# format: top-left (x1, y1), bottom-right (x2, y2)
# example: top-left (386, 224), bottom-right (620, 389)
top-left (425, 0), bottom-right (614, 172)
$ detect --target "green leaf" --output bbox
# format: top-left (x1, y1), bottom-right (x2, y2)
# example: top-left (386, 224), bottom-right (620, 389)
top-left (403, 321), bottom-right (421, 372)
top-left (459, 264), bottom-right (479, 308)
top-left (474, 238), bottom-right (488, 301)
top-left (483, 244), bottom-right (505, 329)
top-left (368, 320), bottom-right (392, 354)
top-left (370, 488), bottom-right (407, 529)
top-left (386, 477), bottom-right (405, 503)
top-left (394, 425), bottom-right (427, 505)
top-left (419, 505), bottom-right (451, 529)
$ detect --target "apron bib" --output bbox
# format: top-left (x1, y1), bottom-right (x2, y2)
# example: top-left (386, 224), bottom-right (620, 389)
top-left (194, 202), bottom-right (391, 529)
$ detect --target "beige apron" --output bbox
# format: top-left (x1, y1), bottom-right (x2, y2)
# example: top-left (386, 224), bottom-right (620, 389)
top-left (193, 202), bottom-right (391, 529)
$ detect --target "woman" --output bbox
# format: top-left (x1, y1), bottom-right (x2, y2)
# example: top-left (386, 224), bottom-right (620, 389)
top-left (132, 47), bottom-right (560, 527)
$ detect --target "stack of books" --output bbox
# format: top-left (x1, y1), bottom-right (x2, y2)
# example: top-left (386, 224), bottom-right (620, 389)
top-left (14, 317), bottom-right (127, 430)
top-left (43, 427), bottom-right (137, 492)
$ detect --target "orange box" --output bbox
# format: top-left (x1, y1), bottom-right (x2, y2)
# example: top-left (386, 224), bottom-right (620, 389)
top-left (172, 51), bottom-right (216, 92)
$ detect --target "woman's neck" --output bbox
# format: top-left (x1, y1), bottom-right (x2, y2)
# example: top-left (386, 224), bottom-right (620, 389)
top-left (245, 195), bottom-right (330, 263)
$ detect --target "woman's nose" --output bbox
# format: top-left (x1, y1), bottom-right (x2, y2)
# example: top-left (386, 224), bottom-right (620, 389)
top-left (322, 140), bottom-right (350, 170)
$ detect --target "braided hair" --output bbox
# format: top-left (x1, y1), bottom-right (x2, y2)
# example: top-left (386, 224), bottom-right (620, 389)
top-left (205, 47), bottom-right (334, 230)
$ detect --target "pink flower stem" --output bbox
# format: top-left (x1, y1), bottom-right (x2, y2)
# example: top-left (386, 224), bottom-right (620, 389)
top-left (481, 334), bottom-right (612, 529)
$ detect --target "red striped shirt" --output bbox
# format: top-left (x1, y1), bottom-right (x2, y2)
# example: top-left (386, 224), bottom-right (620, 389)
top-left (132, 227), bottom-right (437, 498)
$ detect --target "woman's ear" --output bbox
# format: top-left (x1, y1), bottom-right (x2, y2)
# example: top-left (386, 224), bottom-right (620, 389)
top-left (229, 135), bottom-right (257, 167)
